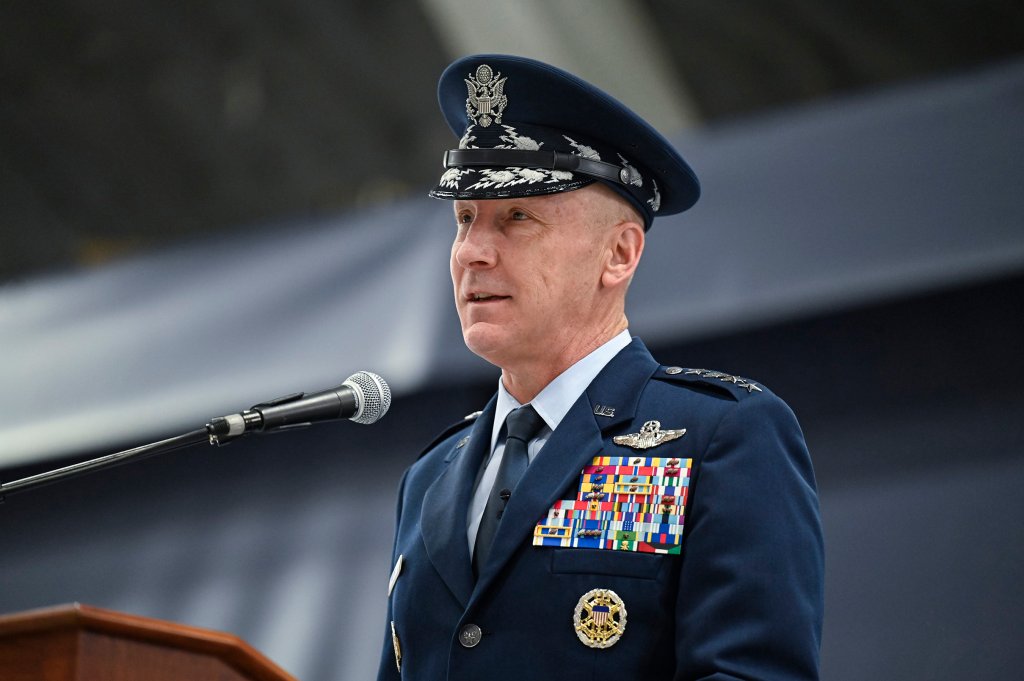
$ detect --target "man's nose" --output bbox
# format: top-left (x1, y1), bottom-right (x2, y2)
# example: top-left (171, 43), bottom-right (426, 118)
top-left (454, 226), bottom-right (497, 269)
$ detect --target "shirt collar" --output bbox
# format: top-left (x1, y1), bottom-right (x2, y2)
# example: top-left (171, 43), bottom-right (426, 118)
top-left (490, 329), bottom-right (632, 452)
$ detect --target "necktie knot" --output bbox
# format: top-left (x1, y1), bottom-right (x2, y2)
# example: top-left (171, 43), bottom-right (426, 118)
top-left (505, 404), bottom-right (545, 445)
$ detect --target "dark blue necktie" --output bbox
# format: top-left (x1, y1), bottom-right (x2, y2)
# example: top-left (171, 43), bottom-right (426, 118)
top-left (473, 405), bottom-right (545, 576)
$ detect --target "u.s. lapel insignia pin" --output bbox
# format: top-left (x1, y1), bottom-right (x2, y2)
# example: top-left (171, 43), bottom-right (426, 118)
top-left (573, 588), bottom-right (627, 648)
top-left (612, 420), bottom-right (686, 450)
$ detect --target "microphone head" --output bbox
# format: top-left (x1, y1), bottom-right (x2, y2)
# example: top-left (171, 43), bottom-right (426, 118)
top-left (343, 371), bottom-right (392, 424)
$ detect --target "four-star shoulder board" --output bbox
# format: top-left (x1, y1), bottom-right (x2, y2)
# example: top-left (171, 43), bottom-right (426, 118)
top-left (660, 366), bottom-right (763, 395)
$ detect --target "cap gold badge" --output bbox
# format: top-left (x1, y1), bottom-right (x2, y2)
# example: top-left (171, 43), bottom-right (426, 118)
top-left (573, 588), bottom-right (627, 648)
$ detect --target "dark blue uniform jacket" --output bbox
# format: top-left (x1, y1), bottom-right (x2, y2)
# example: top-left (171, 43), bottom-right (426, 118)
top-left (379, 338), bottom-right (823, 680)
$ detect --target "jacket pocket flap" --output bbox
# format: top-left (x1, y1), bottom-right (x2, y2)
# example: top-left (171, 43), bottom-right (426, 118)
top-left (550, 548), bottom-right (664, 580)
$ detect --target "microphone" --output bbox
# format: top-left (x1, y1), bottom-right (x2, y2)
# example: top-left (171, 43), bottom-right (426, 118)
top-left (206, 371), bottom-right (391, 444)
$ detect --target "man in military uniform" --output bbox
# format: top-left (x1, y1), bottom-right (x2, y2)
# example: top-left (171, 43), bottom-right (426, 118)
top-left (379, 55), bottom-right (823, 680)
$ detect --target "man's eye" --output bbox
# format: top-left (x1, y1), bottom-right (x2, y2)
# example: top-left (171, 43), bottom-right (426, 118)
top-left (510, 210), bottom-right (529, 220)
top-left (457, 212), bottom-right (473, 224)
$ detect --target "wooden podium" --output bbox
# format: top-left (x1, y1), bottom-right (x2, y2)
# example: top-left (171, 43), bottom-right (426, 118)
top-left (0, 603), bottom-right (298, 681)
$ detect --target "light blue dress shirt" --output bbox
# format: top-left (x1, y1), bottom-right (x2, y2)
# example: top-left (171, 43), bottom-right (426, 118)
top-left (466, 329), bottom-right (632, 554)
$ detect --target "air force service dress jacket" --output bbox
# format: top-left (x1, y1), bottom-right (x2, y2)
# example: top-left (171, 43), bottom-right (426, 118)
top-left (379, 337), bottom-right (824, 681)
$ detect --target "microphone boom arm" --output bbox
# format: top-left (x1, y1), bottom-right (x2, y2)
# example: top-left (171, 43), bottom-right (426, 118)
top-left (1, 427), bottom-right (214, 500)
top-left (1, 371), bottom-right (389, 500)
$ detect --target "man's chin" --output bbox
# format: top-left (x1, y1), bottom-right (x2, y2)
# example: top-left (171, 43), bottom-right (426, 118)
top-left (462, 325), bottom-right (513, 367)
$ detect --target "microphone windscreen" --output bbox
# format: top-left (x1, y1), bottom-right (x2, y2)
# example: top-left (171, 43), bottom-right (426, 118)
top-left (344, 371), bottom-right (392, 424)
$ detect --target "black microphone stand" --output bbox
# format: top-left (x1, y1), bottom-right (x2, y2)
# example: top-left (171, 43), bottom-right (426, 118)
top-left (0, 390), bottom-right (342, 500)
top-left (1, 427), bottom-right (216, 500)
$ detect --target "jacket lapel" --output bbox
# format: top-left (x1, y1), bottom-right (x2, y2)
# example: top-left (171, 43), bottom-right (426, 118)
top-left (420, 395), bottom-right (497, 608)
top-left (472, 338), bottom-right (660, 593)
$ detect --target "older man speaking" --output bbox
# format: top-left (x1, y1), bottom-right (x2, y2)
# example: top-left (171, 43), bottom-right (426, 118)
top-left (379, 55), bottom-right (823, 681)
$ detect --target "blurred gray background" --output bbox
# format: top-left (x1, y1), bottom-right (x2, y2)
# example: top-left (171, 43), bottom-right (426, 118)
top-left (2, 1), bottom-right (1023, 679)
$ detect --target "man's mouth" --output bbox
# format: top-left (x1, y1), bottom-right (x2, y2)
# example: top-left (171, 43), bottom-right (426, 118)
top-left (467, 292), bottom-right (510, 303)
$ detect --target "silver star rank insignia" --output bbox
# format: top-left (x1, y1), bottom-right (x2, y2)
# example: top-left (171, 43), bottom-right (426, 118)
top-left (612, 420), bottom-right (686, 450)
top-left (684, 368), bottom-right (763, 393)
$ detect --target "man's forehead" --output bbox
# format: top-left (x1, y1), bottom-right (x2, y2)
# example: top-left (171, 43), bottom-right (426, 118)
top-left (452, 186), bottom-right (642, 229)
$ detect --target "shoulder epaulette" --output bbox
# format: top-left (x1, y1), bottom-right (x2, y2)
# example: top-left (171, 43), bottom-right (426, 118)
top-left (415, 410), bottom-right (481, 461)
top-left (653, 365), bottom-right (765, 400)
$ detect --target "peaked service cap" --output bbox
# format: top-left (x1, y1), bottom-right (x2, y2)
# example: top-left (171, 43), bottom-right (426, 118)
top-left (429, 54), bottom-right (699, 229)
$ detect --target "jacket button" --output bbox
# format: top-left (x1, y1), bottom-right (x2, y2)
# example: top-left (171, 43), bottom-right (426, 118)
top-left (459, 623), bottom-right (483, 648)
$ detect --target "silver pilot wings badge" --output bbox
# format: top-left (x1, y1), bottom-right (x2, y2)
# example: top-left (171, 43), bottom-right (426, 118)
top-left (465, 64), bottom-right (507, 127)
top-left (612, 420), bottom-right (686, 450)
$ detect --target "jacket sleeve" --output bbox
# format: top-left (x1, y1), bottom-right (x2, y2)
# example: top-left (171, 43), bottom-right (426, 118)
top-left (377, 468), bottom-right (409, 681)
top-left (674, 393), bottom-right (824, 681)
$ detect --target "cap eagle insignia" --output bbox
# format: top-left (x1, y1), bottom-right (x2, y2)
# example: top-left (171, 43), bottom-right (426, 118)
top-left (612, 420), bottom-right (686, 450)
top-left (465, 64), bottom-right (507, 128)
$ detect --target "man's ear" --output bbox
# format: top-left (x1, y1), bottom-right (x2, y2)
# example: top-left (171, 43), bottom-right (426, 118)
top-left (601, 221), bottom-right (645, 288)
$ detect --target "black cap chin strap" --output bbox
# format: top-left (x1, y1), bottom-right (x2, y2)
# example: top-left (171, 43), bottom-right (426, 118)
top-left (443, 148), bottom-right (641, 188)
